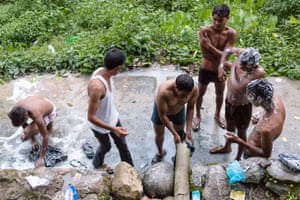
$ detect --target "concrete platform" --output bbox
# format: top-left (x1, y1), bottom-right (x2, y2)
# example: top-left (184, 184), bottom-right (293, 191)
top-left (0, 66), bottom-right (299, 173)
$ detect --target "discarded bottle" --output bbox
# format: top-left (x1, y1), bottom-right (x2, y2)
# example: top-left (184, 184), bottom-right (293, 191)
top-left (64, 184), bottom-right (78, 200)
top-left (191, 190), bottom-right (201, 200)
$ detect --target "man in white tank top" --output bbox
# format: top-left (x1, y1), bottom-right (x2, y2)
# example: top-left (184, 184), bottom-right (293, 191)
top-left (87, 48), bottom-right (133, 174)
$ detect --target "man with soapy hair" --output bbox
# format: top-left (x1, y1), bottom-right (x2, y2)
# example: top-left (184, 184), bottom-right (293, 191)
top-left (210, 47), bottom-right (265, 160)
top-left (216, 78), bottom-right (285, 159)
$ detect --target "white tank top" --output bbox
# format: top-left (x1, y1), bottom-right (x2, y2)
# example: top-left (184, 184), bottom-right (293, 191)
top-left (88, 71), bottom-right (119, 134)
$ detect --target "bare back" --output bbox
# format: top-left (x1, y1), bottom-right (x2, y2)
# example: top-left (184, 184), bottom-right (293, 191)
top-left (247, 96), bottom-right (286, 157)
top-left (15, 96), bottom-right (53, 120)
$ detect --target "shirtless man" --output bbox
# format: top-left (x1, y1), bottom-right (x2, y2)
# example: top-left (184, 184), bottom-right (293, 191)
top-left (7, 96), bottom-right (56, 167)
top-left (210, 47), bottom-right (265, 160)
top-left (151, 74), bottom-right (198, 164)
top-left (219, 78), bottom-right (285, 159)
top-left (193, 4), bottom-right (237, 131)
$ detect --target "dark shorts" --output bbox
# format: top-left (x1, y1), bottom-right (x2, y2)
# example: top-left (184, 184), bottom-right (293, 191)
top-left (198, 66), bottom-right (222, 85)
top-left (225, 99), bottom-right (252, 129)
top-left (243, 149), bottom-right (252, 159)
top-left (151, 103), bottom-right (185, 125)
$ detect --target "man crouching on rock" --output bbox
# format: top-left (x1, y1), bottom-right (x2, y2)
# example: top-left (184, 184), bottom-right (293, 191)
top-left (8, 96), bottom-right (57, 167)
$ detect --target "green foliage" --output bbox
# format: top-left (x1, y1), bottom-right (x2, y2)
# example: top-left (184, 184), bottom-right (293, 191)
top-left (261, 0), bottom-right (300, 22)
top-left (0, 0), bottom-right (299, 81)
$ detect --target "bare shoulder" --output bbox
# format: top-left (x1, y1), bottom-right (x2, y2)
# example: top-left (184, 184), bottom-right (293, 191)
top-left (199, 25), bottom-right (212, 35)
top-left (227, 26), bottom-right (237, 35)
top-left (157, 80), bottom-right (172, 95)
top-left (88, 79), bottom-right (104, 91)
top-left (274, 96), bottom-right (286, 114)
top-left (255, 66), bottom-right (266, 78)
top-left (200, 25), bottom-right (211, 31)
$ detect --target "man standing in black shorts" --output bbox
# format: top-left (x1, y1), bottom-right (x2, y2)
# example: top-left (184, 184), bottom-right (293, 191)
top-left (193, 4), bottom-right (237, 131)
top-left (210, 47), bottom-right (265, 160)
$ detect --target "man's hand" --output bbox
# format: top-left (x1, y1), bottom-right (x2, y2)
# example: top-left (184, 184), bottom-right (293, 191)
top-left (35, 157), bottom-right (45, 167)
top-left (185, 131), bottom-right (192, 141)
top-left (224, 132), bottom-right (239, 143)
top-left (174, 134), bottom-right (181, 144)
top-left (115, 126), bottom-right (129, 137)
top-left (201, 32), bottom-right (212, 49)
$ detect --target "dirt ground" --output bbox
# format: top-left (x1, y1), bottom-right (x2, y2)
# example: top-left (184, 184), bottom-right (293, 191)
top-left (0, 67), bottom-right (299, 175)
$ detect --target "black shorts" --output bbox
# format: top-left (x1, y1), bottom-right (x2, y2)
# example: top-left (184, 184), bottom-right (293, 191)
top-left (225, 99), bottom-right (252, 129)
top-left (198, 66), bottom-right (223, 85)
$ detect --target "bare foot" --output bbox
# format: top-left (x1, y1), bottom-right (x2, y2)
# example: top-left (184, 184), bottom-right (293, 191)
top-left (98, 163), bottom-right (114, 174)
top-left (209, 146), bottom-right (231, 154)
top-left (192, 117), bottom-right (201, 131)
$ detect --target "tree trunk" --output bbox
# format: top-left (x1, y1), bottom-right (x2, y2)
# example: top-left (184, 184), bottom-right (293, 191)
top-left (174, 143), bottom-right (190, 200)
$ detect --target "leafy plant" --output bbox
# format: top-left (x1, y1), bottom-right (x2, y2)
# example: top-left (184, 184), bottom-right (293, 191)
top-left (0, 0), bottom-right (299, 81)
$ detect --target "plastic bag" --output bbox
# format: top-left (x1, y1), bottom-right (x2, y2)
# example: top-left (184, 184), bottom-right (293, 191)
top-left (226, 160), bottom-right (246, 184)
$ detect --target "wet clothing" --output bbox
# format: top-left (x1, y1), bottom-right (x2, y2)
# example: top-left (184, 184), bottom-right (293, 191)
top-left (29, 145), bottom-right (67, 167)
top-left (92, 120), bottom-right (133, 167)
top-left (151, 102), bottom-right (186, 125)
top-left (198, 66), bottom-right (223, 85)
top-left (43, 99), bottom-right (56, 125)
top-left (225, 99), bottom-right (252, 130)
top-left (88, 72), bottom-right (119, 134)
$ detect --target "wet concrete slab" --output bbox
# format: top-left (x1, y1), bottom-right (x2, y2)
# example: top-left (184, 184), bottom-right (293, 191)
top-left (0, 67), bottom-right (299, 173)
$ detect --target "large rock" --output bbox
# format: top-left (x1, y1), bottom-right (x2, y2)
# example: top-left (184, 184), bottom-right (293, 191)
top-left (267, 159), bottom-right (300, 182)
top-left (202, 164), bottom-right (231, 200)
top-left (143, 161), bottom-right (174, 198)
top-left (239, 157), bottom-right (267, 184)
top-left (191, 165), bottom-right (208, 188)
top-left (112, 162), bottom-right (143, 200)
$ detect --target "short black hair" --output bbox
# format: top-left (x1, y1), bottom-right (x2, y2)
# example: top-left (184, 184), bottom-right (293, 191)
top-left (212, 4), bottom-right (230, 18)
top-left (8, 106), bottom-right (27, 127)
top-left (247, 78), bottom-right (274, 105)
top-left (104, 48), bottom-right (126, 70)
top-left (175, 74), bottom-right (194, 92)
